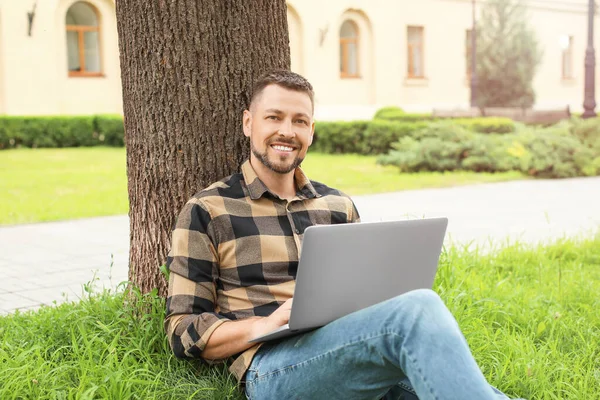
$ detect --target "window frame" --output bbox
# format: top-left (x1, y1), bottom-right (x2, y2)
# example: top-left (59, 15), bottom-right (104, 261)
top-left (66, 3), bottom-right (103, 78)
top-left (339, 20), bottom-right (360, 79)
top-left (562, 36), bottom-right (574, 80)
top-left (407, 26), bottom-right (425, 79)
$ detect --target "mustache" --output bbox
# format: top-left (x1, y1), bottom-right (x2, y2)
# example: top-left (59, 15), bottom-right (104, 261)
top-left (267, 137), bottom-right (301, 147)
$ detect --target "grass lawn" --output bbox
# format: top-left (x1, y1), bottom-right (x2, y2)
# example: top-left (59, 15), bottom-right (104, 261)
top-left (1, 148), bottom-right (527, 225)
top-left (303, 153), bottom-right (528, 195)
top-left (1, 148), bottom-right (128, 225)
top-left (1, 236), bottom-right (599, 399)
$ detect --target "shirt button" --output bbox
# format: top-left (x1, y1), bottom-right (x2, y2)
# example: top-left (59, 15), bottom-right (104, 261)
top-left (295, 228), bottom-right (300, 234)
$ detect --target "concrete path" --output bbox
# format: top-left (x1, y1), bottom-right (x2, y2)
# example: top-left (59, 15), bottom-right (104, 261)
top-left (1, 176), bottom-right (599, 315)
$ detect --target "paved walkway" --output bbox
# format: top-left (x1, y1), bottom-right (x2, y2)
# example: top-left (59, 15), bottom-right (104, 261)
top-left (1, 177), bottom-right (599, 315)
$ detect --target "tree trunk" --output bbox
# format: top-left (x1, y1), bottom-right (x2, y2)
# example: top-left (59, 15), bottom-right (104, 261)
top-left (115, 0), bottom-right (290, 295)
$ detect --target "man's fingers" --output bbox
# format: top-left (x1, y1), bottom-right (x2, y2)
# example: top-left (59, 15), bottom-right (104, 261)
top-left (279, 298), bottom-right (293, 310)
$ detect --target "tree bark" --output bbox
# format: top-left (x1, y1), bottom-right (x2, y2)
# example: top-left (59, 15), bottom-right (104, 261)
top-left (115, 0), bottom-right (290, 295)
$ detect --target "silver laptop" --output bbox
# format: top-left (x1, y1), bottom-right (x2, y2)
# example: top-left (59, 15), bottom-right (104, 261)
top-left (248, 217), bottom-right (448, 344)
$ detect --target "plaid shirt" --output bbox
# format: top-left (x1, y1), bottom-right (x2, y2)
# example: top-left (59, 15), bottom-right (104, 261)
top-left (165, 160), bottom-right (359, 383)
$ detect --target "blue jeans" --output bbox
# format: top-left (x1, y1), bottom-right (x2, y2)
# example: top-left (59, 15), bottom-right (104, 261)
top-left (243, 289), bottom-right (514, 400)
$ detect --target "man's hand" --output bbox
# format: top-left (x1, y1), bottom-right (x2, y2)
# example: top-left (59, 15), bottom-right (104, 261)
top-left (201, 298), bottom-right (294, 359)
top-left (251, 298), bottom-right (293, 339)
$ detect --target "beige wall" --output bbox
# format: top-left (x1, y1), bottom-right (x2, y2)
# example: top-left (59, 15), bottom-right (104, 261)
top-left (0, 0), bottom-right (121, 116)
top-left (288, 0), bottom-right (597, 119)
top-left (0, 0), bottom-right (597, 119)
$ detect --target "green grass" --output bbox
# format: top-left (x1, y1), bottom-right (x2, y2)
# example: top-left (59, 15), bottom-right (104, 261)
top-left (302, 153), bottom-right (528, 195)
top-left (1, 235), bottom-right (599, 399)
top-left (1, 148), bottom-right (526, 225)
top-left (0, 147), bottom-right (128, 225)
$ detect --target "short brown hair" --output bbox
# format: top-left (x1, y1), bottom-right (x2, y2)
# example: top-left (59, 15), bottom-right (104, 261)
top-left (249, 70), bottom-right (315, 112)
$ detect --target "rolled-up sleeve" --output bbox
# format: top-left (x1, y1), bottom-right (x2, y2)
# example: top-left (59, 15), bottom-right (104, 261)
top-left (164, 200), bottom-right (230, 362)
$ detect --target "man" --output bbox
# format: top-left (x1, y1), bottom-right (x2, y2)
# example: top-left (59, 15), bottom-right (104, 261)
top-left (165, 70), bottom-right (515, 400)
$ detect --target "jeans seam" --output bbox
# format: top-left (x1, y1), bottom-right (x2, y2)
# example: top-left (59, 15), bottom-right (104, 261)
top-left (404, 344), bottom-right (439, 400)
top-left (254, 330), bottom-right (402, 382)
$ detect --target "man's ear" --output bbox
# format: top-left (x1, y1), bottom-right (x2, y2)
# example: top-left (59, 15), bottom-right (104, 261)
top-left (307, 121), bottom-right (315, 147)
top-left (243, 110), bottom-right (252, 138)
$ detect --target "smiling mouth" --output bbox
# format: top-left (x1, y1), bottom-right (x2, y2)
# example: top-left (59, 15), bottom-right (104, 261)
top-left (270, 143), bottom-right (298, 153)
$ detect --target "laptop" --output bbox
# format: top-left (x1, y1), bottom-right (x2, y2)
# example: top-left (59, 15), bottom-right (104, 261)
top-left (248, 217), bottom-right (448, 343)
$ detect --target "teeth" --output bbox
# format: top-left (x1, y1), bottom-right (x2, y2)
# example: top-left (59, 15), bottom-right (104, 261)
top-left (272, 145), bottom-right (294, 151)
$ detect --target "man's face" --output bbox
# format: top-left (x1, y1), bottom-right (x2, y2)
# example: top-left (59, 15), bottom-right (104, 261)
top-left (243, 84), bottom-right (314, 174)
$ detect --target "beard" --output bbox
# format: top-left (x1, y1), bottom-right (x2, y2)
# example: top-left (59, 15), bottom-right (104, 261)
top-left (251, 138), bottom-right (304, 174)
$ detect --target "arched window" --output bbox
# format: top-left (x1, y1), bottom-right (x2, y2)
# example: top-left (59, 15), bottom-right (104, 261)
top-left (66, 2), bottom-right (101, 77)
top-left (339, 20), bottom-right (359, 78)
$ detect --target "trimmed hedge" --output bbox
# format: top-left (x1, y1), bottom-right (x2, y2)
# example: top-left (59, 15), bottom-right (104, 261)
top-left (313, 117), bottom-right (515, 155)
top-left (362, 120), bottom-right (429, 154)
top-left (0, 115), bottom-right (124, 149)
top-left (374, 106), bottom-right (515, 134)
top-left (373, 106), bottom-right (434, 123)
top-left (313, 120), bottom-right (429, 155)
top-left (312, 121), bottom-right (370, 154)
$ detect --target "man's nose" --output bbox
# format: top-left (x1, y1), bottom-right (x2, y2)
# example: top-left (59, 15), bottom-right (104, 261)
top-left (278, 119), bottom-right (295, 137)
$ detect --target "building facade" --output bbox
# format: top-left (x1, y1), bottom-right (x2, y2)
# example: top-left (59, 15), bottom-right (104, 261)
top-left (0, 0), bottom-right (121, 116)
top-left (0, 0), bottom-right (595, 120)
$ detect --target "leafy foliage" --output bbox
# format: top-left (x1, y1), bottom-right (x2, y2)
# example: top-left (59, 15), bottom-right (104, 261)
top-left (0, 115), bottom-right (125, 149)
top-left (372, 106), bottom-right (434, 123)
top-left (314, 117), bottom-right (515, 155)
top-left (379, 119), bottom-right (600, 178)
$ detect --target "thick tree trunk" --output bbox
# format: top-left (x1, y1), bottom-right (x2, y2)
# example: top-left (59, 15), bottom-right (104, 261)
top-left (115, 0), bottom-right (290, 295)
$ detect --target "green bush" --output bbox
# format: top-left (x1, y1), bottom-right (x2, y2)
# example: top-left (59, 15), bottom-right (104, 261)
top-left (461, 134), bottom-right (525, 172)
top-left (378, 121), bottom-right (600, 178)
top-left (378, 123), bottom-right (475, 171)
top-left (0, 115), bottom-right (124, 149)
top-left (520, 132), bottom-right (599, 178)
top-left (453, 117), bottom-right (516, 134)
top-left (362, 120), bottom-right (429, 154)
top-left (312, 121), bottom-right (369, 154)
top-left (373, 106), bottom-right (405, 119)
top-left (95, 115), bottom-right (125, 146)
top-left (373, 106), bottom-right (434, 123)
top-left (313, 120), bottom-right (429, 155)
top-left (570, 117), bottom-right (600, 153)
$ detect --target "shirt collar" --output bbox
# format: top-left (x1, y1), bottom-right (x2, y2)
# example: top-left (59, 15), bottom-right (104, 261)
top-left (241, 160), bottom-right (320, 201)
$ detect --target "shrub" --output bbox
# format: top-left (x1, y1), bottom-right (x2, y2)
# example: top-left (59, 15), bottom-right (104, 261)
top-left (520, 132), bottom-right (599, 178)
top-left (461, 134), bottom-right (524, 172)
top-left (570, 117), bottom-right (600, 153)
top-left (378, 136), bottom-right (466, 172)
top-left (379, 121), bottom-right (600, 178)
top-left (362, 120), bottom-right (429, 154)
top-left (373, 106), bottom-right (405, 119)
top-left (312, 121), bottom-right (369, 154)
top-left (313, 120), bottom-right (431, 155)
top-left (0, 115), bottom-right (124, 149)
top-left (378, 123), bottom-right (475, 171)
top-left (95, 115), bottom-right (125, 146)
top-left (453, 117), bottom-right (516, 134)
top-left (373, 106), bottom-right (434, 123)
top-left (408, 121), bottom-right (477, 142)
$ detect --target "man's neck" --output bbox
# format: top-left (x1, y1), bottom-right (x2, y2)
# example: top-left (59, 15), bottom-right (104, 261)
top-left (249, 157), bottom-right (297, 201)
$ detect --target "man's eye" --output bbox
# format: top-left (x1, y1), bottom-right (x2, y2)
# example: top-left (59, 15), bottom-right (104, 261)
top-left (295, 119), bottom-right (308, 125)
top-left (267, 116), bottom-right (279, 120)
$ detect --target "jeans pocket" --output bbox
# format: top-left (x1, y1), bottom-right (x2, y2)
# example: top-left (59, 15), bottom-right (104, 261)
top-left (243, 370), bottom-right (257, 400)
top-left (251, 342), bottom-right (280, 377)
top-left (397, 377), bottom-right (417, 396)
